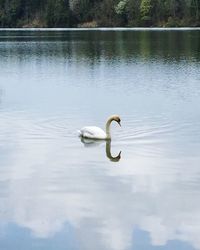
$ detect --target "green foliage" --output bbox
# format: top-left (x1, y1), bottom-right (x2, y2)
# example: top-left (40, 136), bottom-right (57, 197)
top-left (0, 0), bottom-right (199, 27)
top-left (114, 0), bottom-right (129, 25)
top-left (46, 0), bottom-right (70, 27)
top-left (94, 0), bottom-right (119, 26)
top-left (115, 0), bottom-right (128, 15)
top-left (140, 0), bottom-right (152, 21)
top-left (71, 0), bottom-right (93, 23)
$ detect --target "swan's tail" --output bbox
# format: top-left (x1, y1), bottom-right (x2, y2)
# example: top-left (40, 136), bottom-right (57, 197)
top-left (77, 130), bottom-right (82, 137)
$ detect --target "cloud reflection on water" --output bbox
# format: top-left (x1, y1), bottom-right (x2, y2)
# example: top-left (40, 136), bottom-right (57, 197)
top-left (0, 29), bottom-right (199, 250)
top-left (0, 112), bottom-right (200, 250)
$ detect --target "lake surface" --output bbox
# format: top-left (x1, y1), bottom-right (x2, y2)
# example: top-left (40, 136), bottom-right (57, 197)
top-left (0, 29), bottom-right (200, 250)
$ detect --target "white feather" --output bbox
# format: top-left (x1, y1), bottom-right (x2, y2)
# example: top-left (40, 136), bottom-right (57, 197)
top-left (78, 115), bottom-right (121, 140)
top-left (79, 126), bottom-right (107, 139)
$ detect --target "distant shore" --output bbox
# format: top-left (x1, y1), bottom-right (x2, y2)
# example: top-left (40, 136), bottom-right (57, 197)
top-left (0, 27), bottom-right (200, 32)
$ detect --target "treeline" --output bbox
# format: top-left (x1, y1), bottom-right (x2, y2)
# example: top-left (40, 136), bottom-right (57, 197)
top-left (0, 0), bottom-right (199, 27)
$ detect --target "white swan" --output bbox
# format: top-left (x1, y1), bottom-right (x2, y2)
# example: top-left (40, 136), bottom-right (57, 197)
top-left (78, 115), bottom-right (121, 140)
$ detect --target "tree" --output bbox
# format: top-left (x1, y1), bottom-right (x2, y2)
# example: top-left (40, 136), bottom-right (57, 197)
top-left (0, 0), bottom-right (199, 27)
top-left (115, 0), bottom-right (128, 25)
top-left (140, 0), bottom-right (153, 25)
top-left (191, 0), bottom-right (200, 23)
top-left (46, 0), bottom-right (71, 27)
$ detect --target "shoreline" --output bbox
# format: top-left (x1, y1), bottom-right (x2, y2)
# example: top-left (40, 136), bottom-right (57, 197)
top-left (0, 27), bottom-right (200, 32)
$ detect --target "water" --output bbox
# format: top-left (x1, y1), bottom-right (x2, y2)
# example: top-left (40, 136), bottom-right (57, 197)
top-left (0, 29), bottom-right (200, 250)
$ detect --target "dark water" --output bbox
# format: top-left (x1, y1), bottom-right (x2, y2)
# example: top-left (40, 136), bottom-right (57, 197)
top-left (0, 29), bottom-right (200, 250)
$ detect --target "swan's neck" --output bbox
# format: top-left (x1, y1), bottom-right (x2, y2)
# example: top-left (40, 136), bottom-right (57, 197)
top-left (105, 117), bottom-right (113, 139)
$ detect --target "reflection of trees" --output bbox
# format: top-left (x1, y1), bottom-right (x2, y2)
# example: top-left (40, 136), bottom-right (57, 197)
top-left (0, 114), bottom-right (200, 250)
top-left (0, 31), bottom-right (199, 63)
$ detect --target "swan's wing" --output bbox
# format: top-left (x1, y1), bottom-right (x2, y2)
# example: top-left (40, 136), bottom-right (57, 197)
top-left (80, 126), bottom-right (106, 139)
top-left (78, 129), bottom-right (96, 137)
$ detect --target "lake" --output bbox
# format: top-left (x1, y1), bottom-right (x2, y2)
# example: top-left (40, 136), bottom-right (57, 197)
top-left (0, 29), bottom-right (200, 250)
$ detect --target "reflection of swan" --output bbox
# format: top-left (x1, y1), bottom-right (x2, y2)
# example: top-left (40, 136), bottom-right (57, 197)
top-left (106, 140), bottom-right (121, 162)
top-left (80, 137), bottom-right (105, 147)
top-left (78, 115), bottom-right (121, 140)
top-left (81, 138), bottom-right (121, 162)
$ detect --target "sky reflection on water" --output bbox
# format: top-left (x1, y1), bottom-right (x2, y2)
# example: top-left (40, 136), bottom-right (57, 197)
top-left (0, 30), bottom-right (200, 250)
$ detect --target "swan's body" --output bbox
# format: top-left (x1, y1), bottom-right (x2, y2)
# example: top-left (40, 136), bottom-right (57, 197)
top-left (79, 126), bottom-right (107, 139)
top-left (78, 115), bottom-right (121, 140)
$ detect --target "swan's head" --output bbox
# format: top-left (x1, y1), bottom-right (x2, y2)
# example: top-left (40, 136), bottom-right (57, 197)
top-left (111, 115), bottom-right (121, 127)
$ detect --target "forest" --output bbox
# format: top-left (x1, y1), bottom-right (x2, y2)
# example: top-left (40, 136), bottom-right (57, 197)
top-left (0, 0), bottom-right (199, 28)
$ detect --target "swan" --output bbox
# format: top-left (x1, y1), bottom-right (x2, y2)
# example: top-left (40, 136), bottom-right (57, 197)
top-left (78, 115), bottom-right (121, 140)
